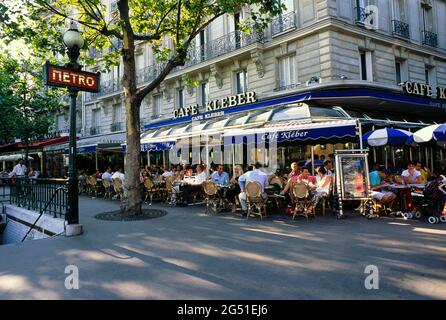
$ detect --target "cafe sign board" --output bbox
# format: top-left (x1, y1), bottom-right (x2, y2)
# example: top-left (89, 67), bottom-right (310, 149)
top-left (174, 91), bottom-right (257, 119)
top-left (43, 61), bottom-right (100, 93)
top-left (402, 81), bottom-right (446, 101)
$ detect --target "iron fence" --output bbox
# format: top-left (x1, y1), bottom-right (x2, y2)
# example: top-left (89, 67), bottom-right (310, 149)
top-left (9, 178), bottom-right (68, 219)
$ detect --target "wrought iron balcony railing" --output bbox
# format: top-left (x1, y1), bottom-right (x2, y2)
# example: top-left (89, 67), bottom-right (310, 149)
top-left (392, 20), bottom-right (410, 39)
top-left (422, 30), bottom-right (438, 47)
top-left (274, 83), bottom-right (302, 92)
top-left (110, 122), bottom-right (123, 132)
top-left (90, 126), bottom-right (101, 135)
top-left (271, 12), bottom-right (296, 36)
top-left (184, 28), bottom-right (265, 68)
top-left (87, 28), bottom-right (265, 100)
top-left (136, 62), bottom-right (167, 85)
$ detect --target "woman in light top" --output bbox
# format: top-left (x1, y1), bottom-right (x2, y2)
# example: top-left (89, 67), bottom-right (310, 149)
top-left (313, 166), bottom-right (332, 207)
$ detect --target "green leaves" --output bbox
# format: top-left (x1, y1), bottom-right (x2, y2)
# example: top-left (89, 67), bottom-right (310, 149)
top-left (0, 54), bottom-right (64, 144)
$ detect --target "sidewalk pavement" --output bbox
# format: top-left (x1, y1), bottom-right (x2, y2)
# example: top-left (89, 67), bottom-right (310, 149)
top-left (0, 196), bottom-right (445, 299)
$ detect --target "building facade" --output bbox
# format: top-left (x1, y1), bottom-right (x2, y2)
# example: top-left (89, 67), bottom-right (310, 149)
top-left (50, 0), bottom-right (446, 172)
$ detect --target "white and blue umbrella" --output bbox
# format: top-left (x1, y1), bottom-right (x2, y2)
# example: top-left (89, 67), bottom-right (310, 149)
top-left (363, 128), bottom-right (413, 147)
top-left (409, 124), bottom-right (446, 145)
top-left (433, 124), bottom-right (446, 143)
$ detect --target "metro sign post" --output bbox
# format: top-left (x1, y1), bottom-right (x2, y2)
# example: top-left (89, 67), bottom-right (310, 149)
top-left (44, 22), bottom-right (100, 232)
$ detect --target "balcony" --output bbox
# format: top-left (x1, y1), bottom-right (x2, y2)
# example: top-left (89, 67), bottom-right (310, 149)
top-left (355, 7), bottom-right (374, 25)
top-left (392, 20), bottom-right (410, 39)
top-left (271, 12), bottom-right (296, 37)
top-left (90, 126), bottom-right (101, 135)
top-left (183, 27), bottom-right (265, 68)
top-left (86, 28), bottom-right (265, 101)
top-left (422, 30), bottom-right (438, 47)
top-left (110, 122), bottom-right (123, 132)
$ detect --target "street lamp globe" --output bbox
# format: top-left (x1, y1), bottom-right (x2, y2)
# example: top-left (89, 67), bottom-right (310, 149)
top-left (63, 21), bottom-right (84, 49)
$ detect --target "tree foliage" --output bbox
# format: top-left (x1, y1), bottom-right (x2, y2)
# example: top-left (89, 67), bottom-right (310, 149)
top-left (1, 0), bottom-right (284, 215)
top-left (0, 54), bottom-right (64, 145)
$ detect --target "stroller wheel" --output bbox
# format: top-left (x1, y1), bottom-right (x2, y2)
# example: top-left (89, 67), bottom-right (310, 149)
top-left (414, 211), bottom-right (422, 219)
top-left (440, 216), bottom-right (446, 223)
top-left (435, 216), bottom-right (440, 224)
top-left (403, 212), bottom-right (410, 220)
top-left (428, 216), bottom-right (437, 224)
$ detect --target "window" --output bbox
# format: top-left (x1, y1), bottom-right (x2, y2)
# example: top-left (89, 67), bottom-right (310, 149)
top-left (92, 109), bottom-right (100, 128)
top-left (281, 0), bottom-right (294, 12)
top-left (112, 104), bottom-right (122, 124)
top-left (235, 70), bottom-right (247, 94)
top-left (392, 0), bottom-right (406, 21)
top-left (177, 88), bottom-right (185, 108)
top-left (422, 3), bottom-right (434, 32)
top-left (278, 55), bottom-right (297, 88)
top-left (199, 30), bottom-right (206, 61)
top-left (395, 61), bottom-right (402, 85)
top-left (153, 94), bottom-right (162, 118)
top-left (200, 82), bottom-right (209, 107)
top-left (359, 50), bottom-right (373, 81)
top-left (56, 115), bottom-right (65, 131)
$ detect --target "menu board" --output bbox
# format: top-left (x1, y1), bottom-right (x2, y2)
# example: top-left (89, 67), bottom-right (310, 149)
top-left (337, 155), bottom-right (370, 200)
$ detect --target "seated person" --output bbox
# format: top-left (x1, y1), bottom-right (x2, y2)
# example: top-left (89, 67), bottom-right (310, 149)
top-left (181, 164), bottom-right (207, 205)
top-left (226, 165), bottom-right (243, 213)
top-left (238, 163), bottom-right (268, 214)
top-left (288, 162), bottom-right (300, 181)
top-left (161, 166), bottom-right (174, 179)
top-left (281, 166), bottom-right (316, 196)
top-left (370, 166), bottom-right (396, 208)
top-left (402, 161), bottom-right (422, 185)
top-left (211, 164), bottom-right (230, 185)
top-left (313, 167), bottom-right (332, 207)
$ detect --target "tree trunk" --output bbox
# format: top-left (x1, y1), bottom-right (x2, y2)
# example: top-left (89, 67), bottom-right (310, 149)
top-left (118, 0), bottom-right (142, 216)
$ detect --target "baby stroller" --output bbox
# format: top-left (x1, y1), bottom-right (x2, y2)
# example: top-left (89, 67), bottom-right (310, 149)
top-left (421, 175), bottom-right (446, 224)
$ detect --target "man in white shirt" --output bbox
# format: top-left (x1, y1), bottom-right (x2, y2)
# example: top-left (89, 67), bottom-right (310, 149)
top-left (102, 167), bottom-right (114, 195)
top-left (401, 161), bottom-right (422, 185)
top-left (238, 163), bottom-right (269, 214)
top-left (112, 167), bottom-right (125, 183)
top-left (181, 164), bottom-right (207, 205)
top-left (161, 166), bottom-right (174, 179)
top-left (9, 159), bottom-right (27, 177)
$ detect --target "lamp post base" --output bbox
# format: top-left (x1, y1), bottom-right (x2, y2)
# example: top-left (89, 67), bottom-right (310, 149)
top-left (65, 223), bottom-right (83, 237)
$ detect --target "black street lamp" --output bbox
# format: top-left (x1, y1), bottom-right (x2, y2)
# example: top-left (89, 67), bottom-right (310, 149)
top-left (63, 21), bottom-right (84, 226)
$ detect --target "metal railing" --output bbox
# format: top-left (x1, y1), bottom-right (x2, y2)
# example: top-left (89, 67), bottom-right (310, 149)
top-left (271, 12), bottom-right (296, 36)
top-left (422, 30), bottom-right (438, 47)
top-left (392, 20), bottom-right (410, 39)
top-left (21, 185), bottom-right (67, 242)
top-left (274, 83), bottom-right (302, 92)
top-left (90, 126), bottom-right (101, 135)
top-left (0, 177), bottom-right (11, 203)
top-left (9, 178), bottom-right (68, 219)
top-left (111, 122), bottom-right (123, 132)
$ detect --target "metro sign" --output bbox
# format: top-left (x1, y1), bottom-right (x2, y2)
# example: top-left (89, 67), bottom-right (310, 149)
top-left (44, 61), bottom-right (100, 92)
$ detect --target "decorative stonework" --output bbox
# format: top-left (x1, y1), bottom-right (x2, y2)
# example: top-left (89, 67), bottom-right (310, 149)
top-left (160, 82), bottom-right (172, 102)
top-left (251, 49), bottom-right (265, 78)
top-left (210, 64), bottom-right (223, 89)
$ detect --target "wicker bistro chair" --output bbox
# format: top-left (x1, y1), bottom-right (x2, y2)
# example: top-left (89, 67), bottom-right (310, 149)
top-left (112, 178), bottom-right (124, 201)
top-left (165, 176), bottom-right (182, 205)
top-left (202, 181), bottom-right (220, 214)
top-left (245, 181), bottom-right (267, 220)
top-left (292, 182), bottom-right (314, 221)
top-left (143, 177), bottom-right (154, 205)
top-left (87, 175), bottom-right (101, 198)
top-left (102, 179), bottom-right (112, 199)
